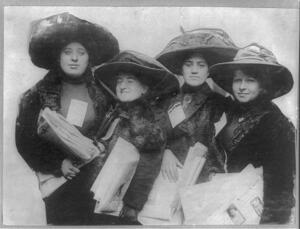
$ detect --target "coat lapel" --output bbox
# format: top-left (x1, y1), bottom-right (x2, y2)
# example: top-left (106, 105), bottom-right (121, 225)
top-left (229, 106), bottom-right (270, 151)
top-left (182, 91), bottom-right (208, 120)
top-left (37, 72), bottom-right (61, 111)
top-left (167, 83), bottom-right (213, 132)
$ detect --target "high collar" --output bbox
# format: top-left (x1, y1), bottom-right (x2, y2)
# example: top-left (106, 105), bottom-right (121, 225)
top-left (116, 96), bottom-right (153, 122)
top-left (37, 68), bottom-right (104, 113)
top-left (117, 96), bottom-right (149, 111)
top-left (44, 68), bottom-right (94, 85)
top-left (181, 82), bottom-right (212, 95)
top-left (60, 68), bottom-right (94, 84)
top-left (230, 96), bottom-right (272, 118)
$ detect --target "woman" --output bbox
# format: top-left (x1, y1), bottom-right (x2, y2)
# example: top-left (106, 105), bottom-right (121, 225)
top-left (93, 50), bottom-right (179, 224)
top-left (15, 12), bottom-right (119, 225)
top-left (210, 43), bottom-right (295, 224)
top-left (155, 28), bottom-right (238, 182)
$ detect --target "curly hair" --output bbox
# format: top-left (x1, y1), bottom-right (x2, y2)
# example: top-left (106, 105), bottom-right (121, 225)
top-left (229, 65), bottom-right (273, 99)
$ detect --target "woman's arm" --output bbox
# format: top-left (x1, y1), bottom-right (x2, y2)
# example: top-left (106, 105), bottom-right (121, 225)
top-left (15, 88), bottom-right (66, 175)
top-left (210, 93), bottom-right (233, 123)
top-left (259, 113), bottom-right (295, 224)
top-left (121, 110), bottom-right (166, 216)
top-left (123, 151), bottom-right (163, 212)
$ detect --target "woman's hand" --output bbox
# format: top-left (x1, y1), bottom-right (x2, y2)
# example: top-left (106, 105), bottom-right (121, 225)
top-left (161, 149), bottom-right (182, 182)
top-left (119, 204), bottom-right (138, 222)
top-left (61, 159), bottom-right (80, 180)
top-left (95, 141), bottom-right (106, 158)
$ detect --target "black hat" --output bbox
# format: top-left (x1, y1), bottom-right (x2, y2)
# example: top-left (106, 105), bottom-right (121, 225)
top-left (94, 50), bottom-right (179, 96)
top-left (210, 43), bottom-right (294, 99)
top-left (156, 28), bottom-right (238, 74)
top-left (29, 12), bottom-right (119, 69)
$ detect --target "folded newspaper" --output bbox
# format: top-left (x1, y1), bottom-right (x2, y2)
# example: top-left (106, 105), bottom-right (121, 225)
top-left (138, 142), bottom-right (207, 225)
top-left (138, 169), bottom-right (181, 221)
top-left (36, 107), bottom-right (101, 198)
top-left (91, 137), bottom-right (140, 216)
top-left (36, 172), bottom-right (67, 198)
top-left (180, 164), bottom-right (263, 225)
top-left (37, 107), bottom-right (100, 162)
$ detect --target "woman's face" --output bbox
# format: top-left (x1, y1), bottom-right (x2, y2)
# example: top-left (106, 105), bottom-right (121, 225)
top-left (116, 73), bottom-right (148, 102)
top-left (60, 42), bottom-right (89, 78)
top-left (181, 53), bottom-right (209, 87)
top-left (232, 69), bottom-right (263, 103)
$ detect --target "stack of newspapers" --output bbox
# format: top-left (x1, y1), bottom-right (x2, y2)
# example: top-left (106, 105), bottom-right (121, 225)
top-left (38, 107), bottom-right (100, 163)
top-left (138, 143), bottom-right (263, 225)
top-left (138, 142), bottom-right (208, 225)
top-left (36, 108), bottom-right (101, 198)
top-left (180, 164), bottom-right (263, 225)
top-left (91, 137), bottom-right (140, 216)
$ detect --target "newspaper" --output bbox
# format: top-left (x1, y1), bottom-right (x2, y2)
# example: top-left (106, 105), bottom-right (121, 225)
top-left (35, 108), bottom-right (101, 198)
top-left (138, 170), bottom-right (181, 221)
top-left (36, 172), bottom-right (67, 198)
top-left (91, 137), bottom-right (140, 216)
top-left (138, 142), bottom-right (207, 225)
top-left (180, 164), bottom-right (263, 225)
top-left (38, 107), bottom-right (100, 162)
top-left (169, 142), bottom-right (208, 223)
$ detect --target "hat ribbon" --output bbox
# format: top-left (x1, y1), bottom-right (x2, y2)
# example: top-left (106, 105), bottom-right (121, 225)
top-left (234, 54), bottom-right (278, 64)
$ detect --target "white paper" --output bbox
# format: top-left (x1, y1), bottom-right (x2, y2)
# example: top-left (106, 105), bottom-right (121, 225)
top-left (168, 102), bottom-right (186, 128)
top-left (177, 142), bottom-right (207, 187)
top-left (40, 107), bottom-right (100, 162)
top-left (36, 108), bottom-right (101, 198)
top-left (180, 164), bottom-right (263, 225)
top-left (66, 99), bottom-right (88, 127)
top-left (169, 142), bottom-right (208, 224)
top-left (139, 142), bottom-right (207, 225)
top-left (138, 170), bottom-right (182, 220)
top-left (91, 137), bottom-right (140, 214)
top-left (36, 172), bottom-right (67, 198)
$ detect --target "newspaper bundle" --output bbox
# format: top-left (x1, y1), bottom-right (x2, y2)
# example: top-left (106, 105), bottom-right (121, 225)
top-left (91, 137), bottom-right (140, 216)
top-left (138, 170), bottom-right (181, 221)
top-left (180, 164), bottom-right (263, 225)
top-left (138, 142), bottom-right (207, 225)
top-left (37, 107), bottom-right (100, 162)
top-left (36, 107), bottom-right (101, 198)
top-left (36, 172), bottom-right (67, 198)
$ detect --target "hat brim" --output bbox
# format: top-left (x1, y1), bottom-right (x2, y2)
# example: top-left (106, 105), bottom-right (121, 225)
top-left (156, 46), bottom-right (238, 75)
top-left (210, 61), bottom-right (294, 99)
top-left (29, 14), bottom-right (119, 69)
top-left (94, 62), bottom-right (179, 96)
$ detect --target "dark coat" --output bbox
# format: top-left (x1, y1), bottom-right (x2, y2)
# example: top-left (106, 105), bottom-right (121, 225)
top-left (215, 99), bottom-right (296, 224)
top-left (15, 70), bottom-right (110, 225)
top-left (101, 99), bottom-right (165, 212)
top-left (164, 83), bottom-right (227, 182)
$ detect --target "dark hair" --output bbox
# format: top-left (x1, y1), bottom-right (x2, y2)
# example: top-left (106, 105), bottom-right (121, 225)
top-left (52, 39), bottom-right (92, 70)
top-left (183, 52), bottom-right (210, 64)
top-left (114, 71), bottom-right (149, 90)
top-left (231, 65), bottom-right (273, 98)
top-left (178, 51), bottom-right (210, 75)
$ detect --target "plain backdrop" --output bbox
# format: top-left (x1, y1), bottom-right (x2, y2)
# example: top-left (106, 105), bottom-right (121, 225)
top-left (3, 6), bottom-right (299, 225)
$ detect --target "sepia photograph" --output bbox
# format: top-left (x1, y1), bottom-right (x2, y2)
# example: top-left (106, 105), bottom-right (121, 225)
top-left (2, 1), bottom-right (299, 227)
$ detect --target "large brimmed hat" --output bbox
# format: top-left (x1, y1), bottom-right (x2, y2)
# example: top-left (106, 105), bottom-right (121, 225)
top-left (210, 43), bottom-right (294, 99)
top-left (29, 12), bottom-right (119, 69)
top-left (94, 50), bottom-right (179, 96)
top-left (156, 28), bottom-right (238, 74)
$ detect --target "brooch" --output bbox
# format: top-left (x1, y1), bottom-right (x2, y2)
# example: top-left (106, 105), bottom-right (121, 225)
top-left (238, 117), bottom-right (245, 123)
top-left (183, 94), bottom-right (192, 105)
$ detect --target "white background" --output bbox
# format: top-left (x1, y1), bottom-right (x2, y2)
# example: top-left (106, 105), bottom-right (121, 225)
top-left (3, 6), bottom-right (299, 225)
